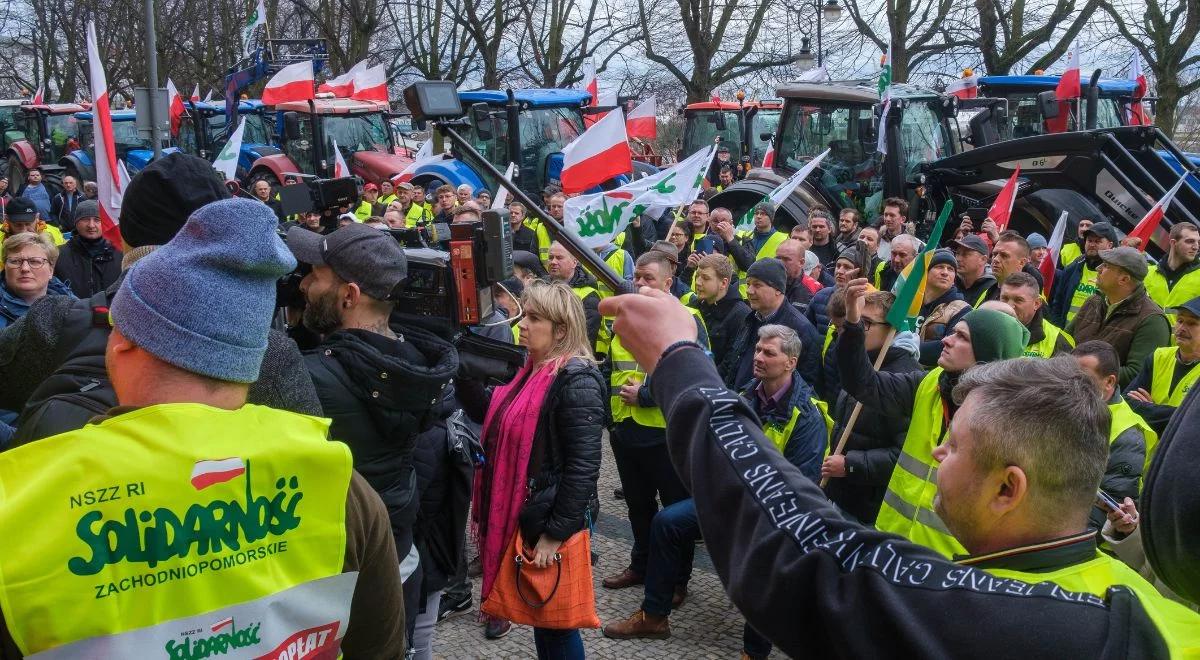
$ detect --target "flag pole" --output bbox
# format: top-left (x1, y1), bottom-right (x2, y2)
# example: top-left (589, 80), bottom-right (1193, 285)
top-left (820, 326), bottom-right (896, 488)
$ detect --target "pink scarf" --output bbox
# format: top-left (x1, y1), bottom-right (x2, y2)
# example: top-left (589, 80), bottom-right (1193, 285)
top-left (473, 357), bottom-right (562, 601)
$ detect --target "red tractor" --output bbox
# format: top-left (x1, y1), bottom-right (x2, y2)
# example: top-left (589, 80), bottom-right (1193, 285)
top-left (244, 97), bottom-right (414, 187)
top-left (679, 98), bottom-right (782, 173)
top-left (1, 102), bottom-right (88, 187)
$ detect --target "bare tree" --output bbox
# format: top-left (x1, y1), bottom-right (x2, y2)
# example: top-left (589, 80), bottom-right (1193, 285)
top-left (843, 0), bottom-right (973, 81)
top-left (452, 0), bottom-right (520, 88)
top-left (513, 0), bottom-right (637, 88)
top-left (286, 0), bottom-right (381, 72)
top-left (965, 0), bottom-right (1099, 74)
top-left (1102, 0), bottom-right (1199, 138)
top-left (381, 0), bottom-right (478, 84)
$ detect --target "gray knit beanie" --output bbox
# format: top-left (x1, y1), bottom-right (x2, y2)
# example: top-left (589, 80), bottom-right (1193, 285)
top-left (110, 198), bottom-right (297, 383)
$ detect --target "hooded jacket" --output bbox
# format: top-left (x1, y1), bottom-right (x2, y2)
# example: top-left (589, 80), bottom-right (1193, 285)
top-left (917, 287), bottom-right (971, 366)
top-left (304, 326), bottom-right (459, 560)
top-left (695, 283), bottom-right (750, 366)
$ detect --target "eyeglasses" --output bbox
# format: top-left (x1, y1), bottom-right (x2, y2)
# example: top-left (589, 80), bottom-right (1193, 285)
top-left (862, 316), bottom-right (887, 331)
top-left (4, 257), bottom-right (49, 269)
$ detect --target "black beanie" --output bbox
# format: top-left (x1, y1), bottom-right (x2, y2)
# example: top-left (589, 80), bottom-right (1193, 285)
top-left (746, 258), bottom-right (787, 293)
top-left (1141, 383), bottom-right (1200, 603)
top-left (119, 152), bottom-right (231, 248)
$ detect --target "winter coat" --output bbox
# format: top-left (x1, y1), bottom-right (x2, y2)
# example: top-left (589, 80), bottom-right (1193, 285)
top-left (1049, 256), bottom-right (1098, 327)
top-left (742, 371), bottom-right (829, 481)
top-left (806, 285), bottom-right (835, 331)
top-left (49, 190), bottom-right (85, 227)
top-left (918, 287), bottom-right (971, 366)
top-left (304, 327), bottom-right (459, 561)
top-left (1068, 285), bottom-right (1169, 386)
top-left (695, 284), bottom-right (750, 366)
top-left (723, 300), bottom-right (822, 391)
top-left (1088, 393), bottom-right (1146, 532)
top-left (0, 277), bottom-right (74, 329)
top-left (53, 234), bottom-right (122, 298)
top-left (824, 330), bottom-right (924, 525)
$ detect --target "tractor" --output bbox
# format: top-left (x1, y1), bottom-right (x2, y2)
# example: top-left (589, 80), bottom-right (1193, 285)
top-left (60, 110), bottom-right (170, 183)
top-left (176, 99), bottom-right (280, 180)
top-left (679, 98), bottom-right (783, 174)
top-left (2, 102), bottom-right (89, 188)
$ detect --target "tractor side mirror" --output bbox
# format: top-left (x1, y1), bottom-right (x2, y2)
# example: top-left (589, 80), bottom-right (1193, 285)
top-left (759, 132), bottom-right (773, 142)
top-left (283, 112), bottom-right (301, 141)
top-left (715, 112), bottom-right (727, 132)
top-left (1037, 91), bottom-right (1059, 120)
top-left (470, 103), bottom-right (493, 141)
top-left (943, 95), bottom-right (959, 118)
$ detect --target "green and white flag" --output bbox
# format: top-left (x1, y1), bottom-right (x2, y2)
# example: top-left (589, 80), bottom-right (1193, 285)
top-left (734, 147), bottom-right (831, 230)
top-left (212, 117), bottom-right (246, 182)
top-left (563, 144), bottom-right (716, 249)
top-left (877, 43), bottom-right (892, 155)
top-left (242, 0), bottom-right (267, 57)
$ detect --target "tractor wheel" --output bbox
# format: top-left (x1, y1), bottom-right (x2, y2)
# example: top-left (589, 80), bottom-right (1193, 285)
top-left (247, 169), bottom-right (281, 196)
top-left (7, 156), bottom-right (24, 189)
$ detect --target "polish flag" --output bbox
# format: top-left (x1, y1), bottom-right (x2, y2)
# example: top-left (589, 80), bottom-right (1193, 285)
top-left (190, 457), bottom-right (246, 490)
top-left (166, 78), bottom-right (185, 136)
top-left (261, 60), bottom-right (315, 106)
top-left (190, 84), bottom-right (200, 103)
top-left (394, 138), bottom-right (439, 181)
top-left (987, 165), bottom-right (1020, 231)
top-left (946, 72), bottom-right (980, 100)
top-left (1055, 44), bottom-right (1081, 101)
top-left (331, 139), bottom-right (351, 178)
top-left (597, 91), bottom-right (617, 107)
top-left (350, 64), bottom-right (388, 103)
top-left (1129, 51), bottom-right (1151, 126)
top-left (1127, 174), bottom-right (1190, 252)
top-left (319, 58), bottom-right (368, 97)
top-left (559, 108), bottom-right (632, 194)
top-left (581, 59), bottom-right (598, 106)
top-left (625, 96), bottom-right (656, 140)
top-left (30, 85), bottom-right (44, 104)
top-left (492, 162), bottom-right (517, 209)
top-left (202, 89), bottom-right (214, 103)
top-left (86, 21), bottom-right (129, 246)
top-left (210, 617), bottom-right (234, 633)
top-left (1040, 210), bottom-right (1068, 295)
top-left (761, 143), bottom-right (775, 168)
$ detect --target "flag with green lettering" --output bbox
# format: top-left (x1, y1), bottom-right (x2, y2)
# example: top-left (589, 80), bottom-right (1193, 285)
top-left (242, 0), bottom-right (267, 56)
top-left (885, 200), bottom-right (953, 332)
top-left (563, 144), bottom-right (716, 248)
top-left (733, 148), bottom-right (830, 230)
top-left (212, 117), bottom-right (245, 182)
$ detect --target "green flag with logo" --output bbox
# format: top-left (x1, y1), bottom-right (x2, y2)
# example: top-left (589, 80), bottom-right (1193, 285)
top-left (885, 200), bottom-right (953, 332)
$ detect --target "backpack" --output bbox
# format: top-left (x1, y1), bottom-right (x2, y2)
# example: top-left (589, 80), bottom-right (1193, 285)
top-left (418, 410), bottom-right (479, 578)
top-left (11, 291), bottom-right (116, 447)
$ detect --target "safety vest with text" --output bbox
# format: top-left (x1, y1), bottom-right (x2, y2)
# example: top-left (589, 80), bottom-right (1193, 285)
top-left (986, 554), bottom-right (1200, 657)
top-left (1150, 346), bottom-right (1200, 407)
top-left (735, 230), bottom-right (788, 298)
top-left (1067, 264), bottom-right (1099, 324)
top-left (0, 403), bottom-right (355, 659)
top-left (1059, 241), bottom-right (1081, 268)
top-left (874, 367), bottom-right (968, 558)
top-left (610, 307), bottom-right (706, 428)
top-left (1109, 395), bottom-right (1160, 476)
top-left (1024, 318), bottom-right (1075, 358)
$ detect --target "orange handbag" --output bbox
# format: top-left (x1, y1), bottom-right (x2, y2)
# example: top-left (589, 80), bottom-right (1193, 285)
top-left (481, 529), bottom-right (600, 629)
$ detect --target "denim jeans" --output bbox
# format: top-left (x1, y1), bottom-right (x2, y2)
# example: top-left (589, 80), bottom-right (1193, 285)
top-left (533, 627), bottom-right (584, 660)
top-left (639, 498), bottom-right (699, 616)
top-left (610, 428), bottom-right (690, 575)
top-left (410, 591), bottom-right (440, 660)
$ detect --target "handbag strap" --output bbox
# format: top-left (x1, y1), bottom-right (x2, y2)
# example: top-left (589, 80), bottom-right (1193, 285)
top-left (514, 554), bottom-right (562, 608)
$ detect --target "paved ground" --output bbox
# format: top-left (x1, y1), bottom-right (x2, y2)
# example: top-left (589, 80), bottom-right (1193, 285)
top-left (433, 437), bottom-right (759, 659)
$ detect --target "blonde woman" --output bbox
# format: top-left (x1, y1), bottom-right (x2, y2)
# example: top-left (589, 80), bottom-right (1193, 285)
top-left (1, 231), bottom-right (74, 328)
top-left (461, 280), bottom-right (603, 656)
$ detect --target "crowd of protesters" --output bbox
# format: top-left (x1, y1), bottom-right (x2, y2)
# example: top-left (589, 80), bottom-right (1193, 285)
top-left (0, 151), bottom-right (1197, 660)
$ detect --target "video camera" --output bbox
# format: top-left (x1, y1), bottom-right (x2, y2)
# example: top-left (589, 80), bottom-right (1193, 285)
top-left (277, 173), bottom-right (360, 215)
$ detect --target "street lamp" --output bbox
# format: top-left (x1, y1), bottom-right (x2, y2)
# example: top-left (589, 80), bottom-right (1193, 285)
top-left (797, 0), bottom-right (842, 68)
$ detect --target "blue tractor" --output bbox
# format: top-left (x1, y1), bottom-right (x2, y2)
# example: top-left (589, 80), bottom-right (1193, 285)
top-left (406, 89), bottom-right (641, 198)
top-left (176, 99), bottom-right (280, 180)
top-left (59, 110), bottom-right (174, 183)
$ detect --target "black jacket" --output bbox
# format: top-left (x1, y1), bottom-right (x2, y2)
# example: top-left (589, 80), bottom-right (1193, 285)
top-left (918, 287), bottom-right (971, 365)
top-left (806, 285), bottom-right (835, 331)
top-left (460, 358), bottom-right (605, 542)
top-left (723, 300), bottom-right (822, 391)
top-left (825, 323), bottom-right (924, 524)
top-left (49, 190), bottom-right (85, 227)
top-left (956, 272), bottom-right (996, 307)
top-left (1087, 393), bottom-right (1146, 531)
top-left (694, 284), bottom-right (749, 366)
top-left (649, 346), bottom-right (1171, 658)
top-left (53, 235), bottom-right (122, 298)
top-left (304, 327), bottom-right (459, 559)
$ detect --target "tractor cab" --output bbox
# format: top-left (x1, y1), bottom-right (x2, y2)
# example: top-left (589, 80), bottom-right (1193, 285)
top-left (4, 103), bottom-right (88, 184)
top-left (680, 101), bottom-right (747, 163)
top-left (177, 99), bottom-right (277, 177)
top-left (65, 110), bottom-right (166, 181)
top-left (748, 100), bottom-right (783, 165)
top-left (979, 75), bottom-right (1135, 136)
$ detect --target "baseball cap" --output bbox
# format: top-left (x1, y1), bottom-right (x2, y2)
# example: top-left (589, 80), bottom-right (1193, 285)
top-left (363, 183), bottom-right (379, 192)
top-left (950, 234), bottom-right (989, 256)
top-left (395, 181), bottom-right (415, 191)
top-left (1171, 295), bottom-right (1200, 319)
top-left (6, 197), bottom-right (37, 221)
top-left (1083, 221), bottom-right (1118, 244)
top-left (1099, 246), bottom-right (1149, 281)
top-left (287, 223), bottom-right (408, 300)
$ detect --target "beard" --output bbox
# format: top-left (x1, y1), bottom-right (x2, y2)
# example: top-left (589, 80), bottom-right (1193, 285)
top-left (302, 288), bottom-right (344, 336)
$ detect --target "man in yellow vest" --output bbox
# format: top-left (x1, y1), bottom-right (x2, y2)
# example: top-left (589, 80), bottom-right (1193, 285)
top-left (602, 249), bottom-right (709, 593)
top-left (1059, 216), bottom-right (1093, 267)
top-left (839, 277), bottom-right (1029, 558)
top-left (1000, 271), bottom-right (1074, 357)
top-left (715, 202), bottom-right (788, 299)
top-left (1127, 295), bottom-right (1200, 434)
top-left (378, 180), bottom-right (398, 206)
top-left (353, 183), bottom-right (385, 221)
top-left (1143, 222), bottom-right (1200, 323)
top-left (1071, 340), bottom-right (1155, 529)
top-left (1050, 221), bottom-right (1115, 326)
top-left (0, 198), bottom-right (405, 657)
top-left (596, 286), bottom-right (1200, 657)
top-left (395, 181), bottom-right (433, 227)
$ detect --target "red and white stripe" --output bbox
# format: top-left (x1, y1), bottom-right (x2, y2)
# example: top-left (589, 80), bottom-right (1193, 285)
top-left (190, 458), bottom-right (247, 490)
top-left (262, 60), bottom-right (315, 105)
top-left (31, 85), bottom-right (44, 104)
top-left (332, 139), bottom-right (351, 178)
top-left (581, 59), bottom-right (598, 106)
top-left (559, 107), bottom-right (632, 194)
top-left (210, 617), bottom-right (234, 633)
top-left (350, 64), bottom-right (388, 103)
top-left (625, 96), bottom-right (656, 140)
top-left (1129, 51), bottom-right (1151, 126)
top-left (166, 78), bottom-right (185, 136)
top-left (86, 21), bottom-right (128, 246)
top-left (1055, 44), bottom-right (1080, 100)
top-left (1128, 174), bottom-right (1189, 252)
top-left (946, 73), bottom-right (980, 100)
top-left (987, 165), bottom-right (1020, 231)
top-left (190, 83), bottom-right (200, 103)
top-left (319, 59), bottom-right (368, 97)
top-left (1040, 210), bottom-right (1069, 295)
top-left (761, 143), bottom-right (775, 168)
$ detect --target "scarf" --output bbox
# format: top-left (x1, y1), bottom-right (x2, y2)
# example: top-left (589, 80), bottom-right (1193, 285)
top-left (472, 357), bottom-right (562, 601)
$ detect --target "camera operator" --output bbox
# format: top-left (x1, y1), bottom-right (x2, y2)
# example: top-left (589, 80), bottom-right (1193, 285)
top-left (288, 223), bottom-right (460, 638)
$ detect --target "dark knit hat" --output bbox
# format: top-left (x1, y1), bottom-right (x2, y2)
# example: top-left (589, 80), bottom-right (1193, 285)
top-left (512, 250), bottom-right (548, 279)
top-left (753, 202), bottom-right (776, 221)
top-left (73, 199), bottom-right (99, 224)
top-left (963, 308), bottom-right (1029, 363)
top-left (119, 152), bottom-right (231, 248)
top-left (930, 248), bottom-right (957, 270)
top-left (746, 258), bottom-right (787, 293)
top-left (110, 198), bottom-right (296, 383)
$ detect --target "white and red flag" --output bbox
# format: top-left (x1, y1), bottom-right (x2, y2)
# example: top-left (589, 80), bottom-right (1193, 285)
top-left (1040, 210), bottom-right (1069, 295)
top-left (761, 143), bottom-right (775, 168)
top-left (319, 58), bottom-right (368, 97)
top-left (1129, 51), bottom-right (1151, 126)
top-left (190, 84), bottom-right (200, 103)
top-left (86, 21), bottom-right (130, 246)
top-left (202, 89), bottom-right (215, 103)
top-left (946, 71), bottom-right (980, 100)
top-left (1047, 44), bottom-right (1080, 133)
top-left (987, 165), bottom-right (1021, 231)
top-left (581, 59), bottom-right (598, 106)
top-left (559, 107), bottom-right (632, 194)
top-left (30, 85), bottom-right (44, 104)
top-left (625, 96), bottom-right (656, 140)
top-left (350, 64), bottom-right (388, 103)
top-left (190, 458), bottom-right (247, 490)
top-left (1127, 174), bottom-right (1190, 252)
top-left (261, 60), bottom-right (315, 105)
top-left (331, 139), bottom-right (351, 178)
top-left (166, 78), bottom-right (185, 136)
